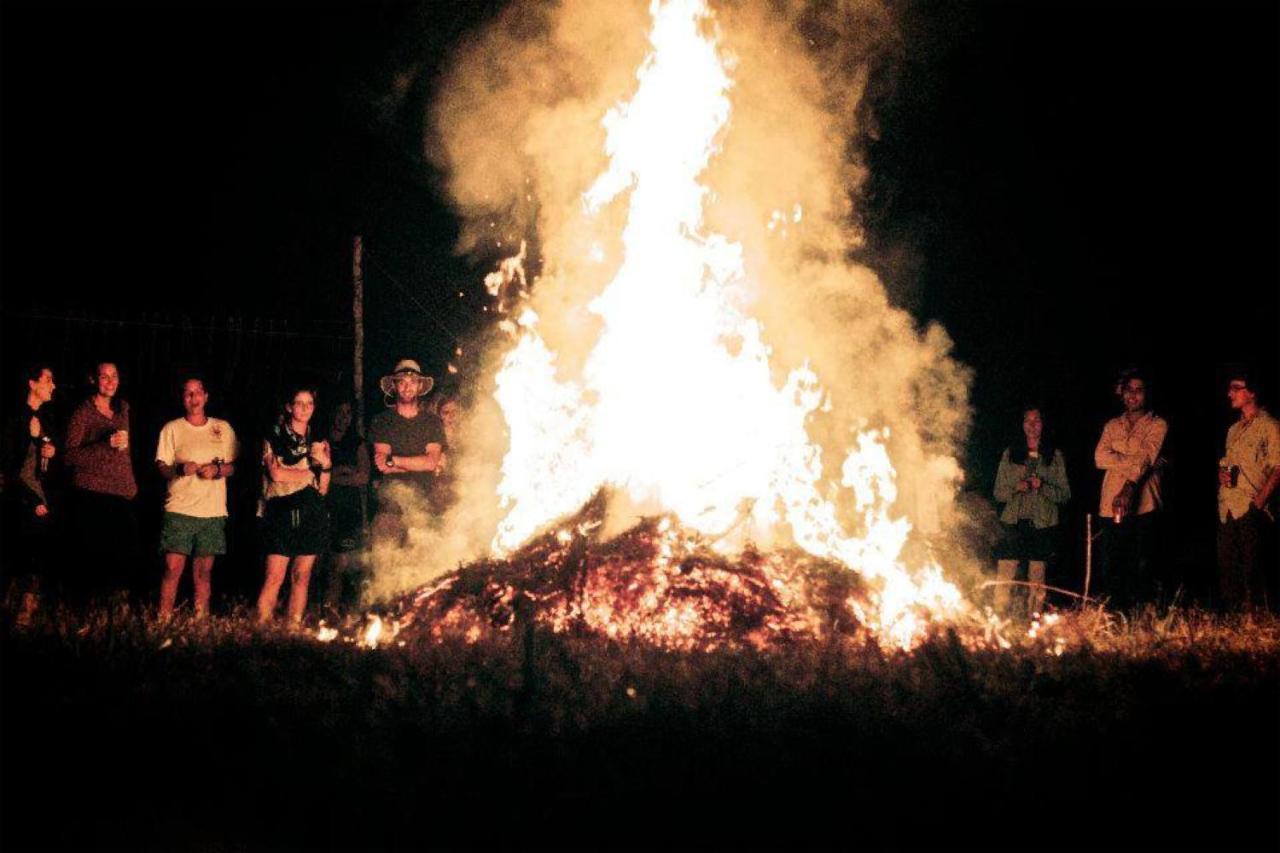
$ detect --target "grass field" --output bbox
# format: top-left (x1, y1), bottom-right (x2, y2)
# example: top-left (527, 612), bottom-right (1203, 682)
top-left (2, 602), bottom-right (1277, 852)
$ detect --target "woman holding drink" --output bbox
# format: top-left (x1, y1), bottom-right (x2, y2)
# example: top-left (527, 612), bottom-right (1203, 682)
top-left (64, 361), bottom-right (139, 601)
top-left (256, 384), bottom-right (330, 624)
top-left (992, 405), bottom-right (1071, 616)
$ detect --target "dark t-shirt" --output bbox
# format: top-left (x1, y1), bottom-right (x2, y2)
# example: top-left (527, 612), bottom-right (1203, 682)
top-left (369, 407), bottom-right (445, 496)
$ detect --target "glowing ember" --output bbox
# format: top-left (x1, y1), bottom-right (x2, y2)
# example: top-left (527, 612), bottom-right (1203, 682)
top-left (391, 492), bottom-right (878, 651)
top-left (473, 0), bottom-right (970, 649)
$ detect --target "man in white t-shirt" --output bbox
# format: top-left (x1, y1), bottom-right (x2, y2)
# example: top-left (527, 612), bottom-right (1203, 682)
top-left (155, 376), bottom-right (237, 621)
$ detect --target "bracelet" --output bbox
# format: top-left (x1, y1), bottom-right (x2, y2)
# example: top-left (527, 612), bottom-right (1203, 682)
top-left (319, 466), bottom-right (333, 473)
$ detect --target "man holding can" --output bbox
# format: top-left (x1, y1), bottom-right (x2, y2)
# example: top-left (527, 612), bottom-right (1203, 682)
top-left (1093, 368), bottom-right (1168, 608)
top-left (1217, 369), bottom-right (1280, 611)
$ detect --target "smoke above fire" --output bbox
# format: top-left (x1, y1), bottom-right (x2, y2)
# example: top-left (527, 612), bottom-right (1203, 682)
top-left (370, 0), bottom-right (979, 635)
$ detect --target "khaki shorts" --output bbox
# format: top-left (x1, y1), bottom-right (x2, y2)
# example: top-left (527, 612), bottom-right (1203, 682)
top-left (159, 512), bottom-right (227, 557)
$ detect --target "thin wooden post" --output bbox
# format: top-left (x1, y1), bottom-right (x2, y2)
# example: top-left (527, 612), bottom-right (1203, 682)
top-left (353, 235), bottom-right (368, 541)
top-left (353, 235), bottom-right (365, 428)
top-left (1083, 512), bottom-right (1093, 606)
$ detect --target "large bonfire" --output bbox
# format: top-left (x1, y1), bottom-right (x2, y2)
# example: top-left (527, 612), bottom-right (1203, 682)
top-left (374, 0), bottom-right (980, 652)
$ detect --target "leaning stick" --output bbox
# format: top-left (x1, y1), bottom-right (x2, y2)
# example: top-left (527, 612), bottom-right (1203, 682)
top-left (1083, 512), bottom-right (1093, 607)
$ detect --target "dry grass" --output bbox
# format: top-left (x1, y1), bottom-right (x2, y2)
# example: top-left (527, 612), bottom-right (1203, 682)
top-left (2, 599), bottom-right (1277, 852)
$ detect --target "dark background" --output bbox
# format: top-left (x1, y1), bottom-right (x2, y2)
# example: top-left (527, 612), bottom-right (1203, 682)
top-left (1, 0), bottom-right (1276, 599)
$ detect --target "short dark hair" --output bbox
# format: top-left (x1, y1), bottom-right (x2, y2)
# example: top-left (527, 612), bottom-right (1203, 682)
top-left (1226, 366), bottom-right (1265, 401)
top-left (21, 362), bottom-right (53, 385)
top-left (281, 383), bottom-right (318, 407)
top-left (1116, 366), bottom-right (1147, 391)
top-left (177, 373), bottom-right (207, 396)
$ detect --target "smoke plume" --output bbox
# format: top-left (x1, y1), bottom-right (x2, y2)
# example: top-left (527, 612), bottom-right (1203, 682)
top-left (370, 0), bottom-right (980, 599)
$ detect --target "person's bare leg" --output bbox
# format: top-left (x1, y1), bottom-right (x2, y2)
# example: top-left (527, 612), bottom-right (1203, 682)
top-left (286, 556), bottom-right (317, 626)
top-left (191, 556), bottom-right (215, 619)
top-left (257, 555), bottom-right (289, 623)
top-left (1027, 560), bottom-right (1047, 616)
top-left (16, 578), bottom-right (41, 628)
top-left (158, 553), bottom-right (187, 623)
top-left (994, 560), bottom-right (1017, 613)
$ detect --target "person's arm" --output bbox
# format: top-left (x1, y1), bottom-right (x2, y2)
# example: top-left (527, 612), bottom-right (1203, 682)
top-left (993, 449), bottom-right (1019, 504)
top-left (1094, 420), bottom-right (1128, 471)
top-left (373, 440), bottom-right (395, 474)
top-left (8, 415), bottom-right (48, 512)
top-left (262, 441), bottom-right (313, 484)
top-left (311, 440), bottom-right (332, 496)
top-left (196, 459), bottom-right (236, 480)
top-left (1251, 420), bottom-right (1280, 512)
top-left (1132, 418), bottom-right (1168, 481)
top-left (383, 442), bottom-right (442, 473)
top-left (1253, 469), bottom-right (1280, 512)
top-left (64, 404), bottom-right (112, 471)
top-left (1040, 450), bottom-right (1071, 504)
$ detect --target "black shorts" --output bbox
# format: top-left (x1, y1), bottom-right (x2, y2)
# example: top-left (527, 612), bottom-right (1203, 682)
top-left (261, 488), bottom-right (329, 558)
top-left (995, 520), bottom-right (1057, 562)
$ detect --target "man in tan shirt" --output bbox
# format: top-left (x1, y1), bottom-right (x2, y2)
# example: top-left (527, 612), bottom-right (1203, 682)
top-left (1093, 369), bottom-right (1168, 608)
top-left (1217, 371), bottom-right (1280, 611)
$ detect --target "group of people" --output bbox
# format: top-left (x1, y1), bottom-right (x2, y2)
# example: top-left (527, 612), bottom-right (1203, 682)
top-left (4, 356), bottom-right (1277, 626)
top-left (992, 367), bottom-right (1279, 615)
top-left (3, 357), bottom-right (460, 627)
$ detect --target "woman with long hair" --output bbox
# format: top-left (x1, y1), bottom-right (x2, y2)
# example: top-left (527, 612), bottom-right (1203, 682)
top-left (256, 384), bottom-right (330, 625)
top-left (64, 360), bottom-right (139, 603)
top-left (992, 405), bottom-right (1071, 616)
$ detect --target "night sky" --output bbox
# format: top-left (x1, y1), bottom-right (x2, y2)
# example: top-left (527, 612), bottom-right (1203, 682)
top-left (2, 0), bottom-right (1276, 588)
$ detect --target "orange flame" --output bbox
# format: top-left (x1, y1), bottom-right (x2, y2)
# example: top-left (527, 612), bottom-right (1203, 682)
top-left (486, 0), bottom-right (969, 649)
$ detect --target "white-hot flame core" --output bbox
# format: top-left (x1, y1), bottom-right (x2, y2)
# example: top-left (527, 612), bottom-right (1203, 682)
top-left (490, 0), bottom-right (966, 648)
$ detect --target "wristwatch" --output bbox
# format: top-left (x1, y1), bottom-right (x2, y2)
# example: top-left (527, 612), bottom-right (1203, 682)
top-left (386, 453), bottom-right (396, 469)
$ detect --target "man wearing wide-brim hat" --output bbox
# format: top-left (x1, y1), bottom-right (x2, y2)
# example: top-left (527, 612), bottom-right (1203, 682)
top-left (369, 359), bottom-right (446, 546)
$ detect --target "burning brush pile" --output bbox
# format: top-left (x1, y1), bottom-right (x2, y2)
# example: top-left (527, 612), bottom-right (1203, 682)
top-left (363, 0), bottom-right (988, 651)
top-left (385, 491), bottom-right (883, 651)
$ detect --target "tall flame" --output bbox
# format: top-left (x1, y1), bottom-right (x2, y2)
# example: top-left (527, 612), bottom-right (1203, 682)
top-left (489, 0), bottom-right (966, 648)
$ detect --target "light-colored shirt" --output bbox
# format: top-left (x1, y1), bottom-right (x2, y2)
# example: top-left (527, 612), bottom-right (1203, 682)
top-left (1094, 411), bottom-right (1167, 517)
top-left (1219, 408), bottom-right (1280, 522)
top-left (155, 417), bottom-right (238, 518)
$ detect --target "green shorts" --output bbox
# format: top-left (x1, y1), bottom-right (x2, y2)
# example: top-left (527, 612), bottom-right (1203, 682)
top-left (159, 512), bottom-right (227, 557)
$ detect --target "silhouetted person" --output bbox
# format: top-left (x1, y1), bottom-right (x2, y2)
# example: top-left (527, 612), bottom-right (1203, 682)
top-left (1217, 369), bottom-right (1280, 611)
top-left (2, 363), bottom-right (58, 626)
top-left (322, 398), bottom-right (370, 614)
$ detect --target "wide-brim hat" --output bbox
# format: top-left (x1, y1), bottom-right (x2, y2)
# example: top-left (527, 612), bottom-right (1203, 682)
top-left (380, 359), bottom-right (434, 398)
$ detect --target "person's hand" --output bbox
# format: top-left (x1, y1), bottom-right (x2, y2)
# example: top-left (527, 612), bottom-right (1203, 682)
top-left (109, 430), bottom-right (129, 451)
top-left (1015, 479), bottom-right (1030, 493)
top-left (181, 461), bottom-right (199, 477)
top-left (1218, 468), bottom-right (1232, 488)
top-left (33, 504), bottom-right (49, 518)
top-left (1112, 483), bottom-right (1134, 518)
top-left (1028, 475), bottom-right (1042, 491)
top-left (1253, 494), bottom-right (1268, 511)
top-left (39, 441), bottom-right (56, 460)
top-left (28, 416), bottom-right (40, 439)
top-left (436, 454), bottom-right (448, 474)
top-left (309, 441), bottom-right (331, 469)
top-left (197, 463), bottom-right (219, 480)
